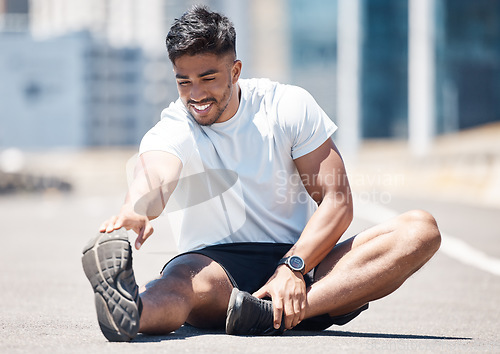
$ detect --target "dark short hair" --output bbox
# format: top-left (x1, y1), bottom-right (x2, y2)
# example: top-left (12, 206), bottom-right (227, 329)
top-left (166, 5), bottom-right (236, 64)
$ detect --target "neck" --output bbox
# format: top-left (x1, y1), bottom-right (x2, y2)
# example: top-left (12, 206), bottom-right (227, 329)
top-left (221, 83), bottom-right (241, 122)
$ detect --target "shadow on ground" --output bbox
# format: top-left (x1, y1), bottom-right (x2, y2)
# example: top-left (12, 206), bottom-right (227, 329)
top-left (132, 325), bottom-right (472, 343)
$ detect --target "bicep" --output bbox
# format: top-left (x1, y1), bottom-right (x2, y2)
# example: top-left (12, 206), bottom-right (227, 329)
top-left (135, 151), bottom-right (183, 189)
top-left (130, 151), bottom-right (183, 218)
top-left (293, 138), bottom-right (350, 205)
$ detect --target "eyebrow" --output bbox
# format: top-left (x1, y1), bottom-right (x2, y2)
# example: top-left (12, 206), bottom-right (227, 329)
top-left (175, 69), bottom-right (219, 80)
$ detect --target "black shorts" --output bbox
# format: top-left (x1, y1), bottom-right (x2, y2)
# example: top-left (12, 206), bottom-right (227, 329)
top-left (162, 242), bottom-right (368, 331)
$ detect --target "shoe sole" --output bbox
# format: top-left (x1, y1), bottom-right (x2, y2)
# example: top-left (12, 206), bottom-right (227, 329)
top-left (82, 228), bottom-right (139, 342)
top-left (225, 288), bottom-right (243, 335)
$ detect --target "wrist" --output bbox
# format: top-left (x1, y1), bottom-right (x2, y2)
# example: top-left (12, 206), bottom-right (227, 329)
top-left (278, 255), bottom-right (306, 275)
top-left (277, 264), bottom-right (305, 281)
top-left (119, 205), bottom-right (135, 217)
top-left (120, 204), bottom-right (146, 220)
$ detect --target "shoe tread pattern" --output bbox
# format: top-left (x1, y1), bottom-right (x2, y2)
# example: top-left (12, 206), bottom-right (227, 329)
top-left (82, 228), bottom-right (139, 341)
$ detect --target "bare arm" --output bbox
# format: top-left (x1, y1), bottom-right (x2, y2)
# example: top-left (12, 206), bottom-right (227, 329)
top-left (254, 137), bottom-right (352, 329)
top-left (99, 151), bottom-right (183, 250)
top-left (284, 137), bottom-right (353, 271)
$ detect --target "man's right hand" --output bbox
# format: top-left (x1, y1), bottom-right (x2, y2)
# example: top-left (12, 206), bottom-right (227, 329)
top-left (98, 151), bottom-right (182, 251)
top-left (99, 205), bottom-right (154, 250)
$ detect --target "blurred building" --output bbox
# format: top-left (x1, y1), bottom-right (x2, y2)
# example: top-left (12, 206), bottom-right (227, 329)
top-left (0, 0), bottom-right (29, 32)
top-left (435, 0), bottom-right (500, 133)
top-left (361, 0), bottom-right (409, 139)
top-left (29, 0), bottom-right (169, 55)
top-left (288, 0), bottom-right (337, 124)
top-left (0, 0), bottom-right (499, 151)
top-left (0, 0), bottom-right (169, 149)
top-left (288, 0), bottom-right (500, 138)
top-left (0, 30), bottom-right (152, 148)
top-left (1, 32), bottom-right (91, 148)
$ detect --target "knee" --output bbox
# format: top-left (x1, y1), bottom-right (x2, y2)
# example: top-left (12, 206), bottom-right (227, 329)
top-left (398, 209), bottom-right (441, 256)
top-left (141, 264), bottom-right (193, 300)
top-left (160, 262), bottom-right (197, 290)
top-left (160, 256), bottom-right (226, 296)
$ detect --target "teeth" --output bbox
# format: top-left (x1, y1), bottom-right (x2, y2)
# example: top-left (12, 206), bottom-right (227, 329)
top-left (193, 103), bottom-right (210, 111)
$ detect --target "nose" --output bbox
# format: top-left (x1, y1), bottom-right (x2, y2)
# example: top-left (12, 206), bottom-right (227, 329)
top-left (190, 83), bottom-right (206, 102)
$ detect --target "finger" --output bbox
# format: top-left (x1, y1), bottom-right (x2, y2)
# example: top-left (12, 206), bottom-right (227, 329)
top-left (100, 218), bottom-right (116, 232)
top-left (284, 297), bottom-right (296, 329)
top-left (105, 216), bottom-right (119, 233)
top-left (134, 236), bottom-right (142, 250)
top-left (291, 296), bottom-right (303, 328)
top-left (273, 298), bottom-right (283, 330)
top-left (134, 226), bottom-right (144, 250)
top-left (113, 216), bottom-right (125, 231)
top-left (291, 288), bottom-right (306, 327)
top-left (143, 222), bottom-right (154, 240)
top-left (252, 286), bottom-right (268, 299)
top-left (98, 222), bottom-right (108, 232)
top-left (299, 293), bottom-right (307, 322)
top-left (135, 222), bottom-right (154, 250)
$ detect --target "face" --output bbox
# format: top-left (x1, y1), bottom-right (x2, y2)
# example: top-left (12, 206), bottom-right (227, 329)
top-left (173, 52), bottom-right (242, 126)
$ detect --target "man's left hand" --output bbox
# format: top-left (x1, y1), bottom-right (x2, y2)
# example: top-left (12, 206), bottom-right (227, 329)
top-left (253, 265), bottom-right (307, 330)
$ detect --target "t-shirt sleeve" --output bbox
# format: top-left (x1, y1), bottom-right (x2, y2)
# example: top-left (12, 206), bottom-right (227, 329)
top-left (276, 85), bottom-right (337, 160)
top-left (139, 103), bottom-right (195, 166)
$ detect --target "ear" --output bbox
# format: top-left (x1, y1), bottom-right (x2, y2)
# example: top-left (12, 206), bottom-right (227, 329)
top-left (231, 60), bottom-right (242, 84)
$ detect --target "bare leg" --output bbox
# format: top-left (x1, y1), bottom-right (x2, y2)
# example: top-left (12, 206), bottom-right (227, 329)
top-left (138, 254), bottom-right (233, 334)
top-left (304, 209), bottom-right (441, 318)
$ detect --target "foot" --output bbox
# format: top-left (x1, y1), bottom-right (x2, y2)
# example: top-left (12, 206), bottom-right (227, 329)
top-left (82, 228), bottom-right (141, 341)
top-left (225, 288), bottom-right (285, 336)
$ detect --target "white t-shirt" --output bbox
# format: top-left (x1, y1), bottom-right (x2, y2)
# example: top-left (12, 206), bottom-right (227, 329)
top-left (140, 78), bottom-right (337, 252)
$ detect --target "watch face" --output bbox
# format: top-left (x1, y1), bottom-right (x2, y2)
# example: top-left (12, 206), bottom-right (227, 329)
top-left (289, 256), bottom-right (304, 270)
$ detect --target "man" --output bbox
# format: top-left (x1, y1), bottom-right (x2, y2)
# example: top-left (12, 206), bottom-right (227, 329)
top-left (82, 6), bottom-right (441, 342)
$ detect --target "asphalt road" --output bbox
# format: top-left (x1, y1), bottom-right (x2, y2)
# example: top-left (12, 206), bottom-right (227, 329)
top-left (1, 192), bottom-right (499, 353)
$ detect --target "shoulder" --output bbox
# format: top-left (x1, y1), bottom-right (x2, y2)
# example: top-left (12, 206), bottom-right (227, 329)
top-left (272, 83), bottom-right (322, 130)
top-left (276, 84), bottom-right (317, 110)
top-left (267, 82), bottom-right (337, 158)
top-left (159, 99), bottom-right (193, 126)
top-left (238, 78), bottom-right (308, 100)
top-left (239, 78), bottom-right (279, 96)
top-left (145, 99), bottom-right (195, 136)
top-left (140, 99), bottom-right (197, 162)
top-left (238, 78), bottom-right (288, 107)
top-left (239, 78), bottom-right (315, 115)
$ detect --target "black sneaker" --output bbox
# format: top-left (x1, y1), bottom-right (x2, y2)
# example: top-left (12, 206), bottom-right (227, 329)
top-left (225, 288), bottom-right (285, 336)
top-left (82, 228), bottom-right (142, 342)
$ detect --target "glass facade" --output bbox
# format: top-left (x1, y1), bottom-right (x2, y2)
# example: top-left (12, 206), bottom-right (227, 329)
top-left (436, 0), bottom-right (500, 133)
top-left (361, 0), bottom-right (408, 139)
top-left (1, 0), bottom-right (499, 148)
top-left (288, 0), bottom-right (338, 123)
top-left (288, 0), bottom-right (500, 139)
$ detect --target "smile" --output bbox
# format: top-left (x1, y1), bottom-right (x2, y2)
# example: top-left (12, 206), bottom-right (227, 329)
top-left (192, 103), bottom-right (212, 112)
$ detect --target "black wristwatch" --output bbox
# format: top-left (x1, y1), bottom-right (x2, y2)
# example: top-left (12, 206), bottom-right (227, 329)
top-left (278, 256), bottom-right (305, 275)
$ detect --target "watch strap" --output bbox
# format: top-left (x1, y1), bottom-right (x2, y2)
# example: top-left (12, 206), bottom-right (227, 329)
top-left (278, 256), bottom-right (305, 274)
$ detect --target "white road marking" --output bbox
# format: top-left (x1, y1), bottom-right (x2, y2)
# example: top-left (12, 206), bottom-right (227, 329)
top-left (354, 201), bottom-right (500, 277)
top-left (439, 233), bottom-right (500, 276)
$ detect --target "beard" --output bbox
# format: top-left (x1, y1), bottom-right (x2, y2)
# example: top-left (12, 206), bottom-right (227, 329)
top-left (187, 83), bottom-right (234, 126)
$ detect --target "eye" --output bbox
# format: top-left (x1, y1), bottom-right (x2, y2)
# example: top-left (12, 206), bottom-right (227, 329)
top-left (203, 77), bottom-right (216, 82)
top-left (177, 81), bottom-right (190, 86)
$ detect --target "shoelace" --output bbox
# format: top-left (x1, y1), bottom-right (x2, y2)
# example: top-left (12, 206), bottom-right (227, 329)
top-left (245, 296), bottom-right (278, 335)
